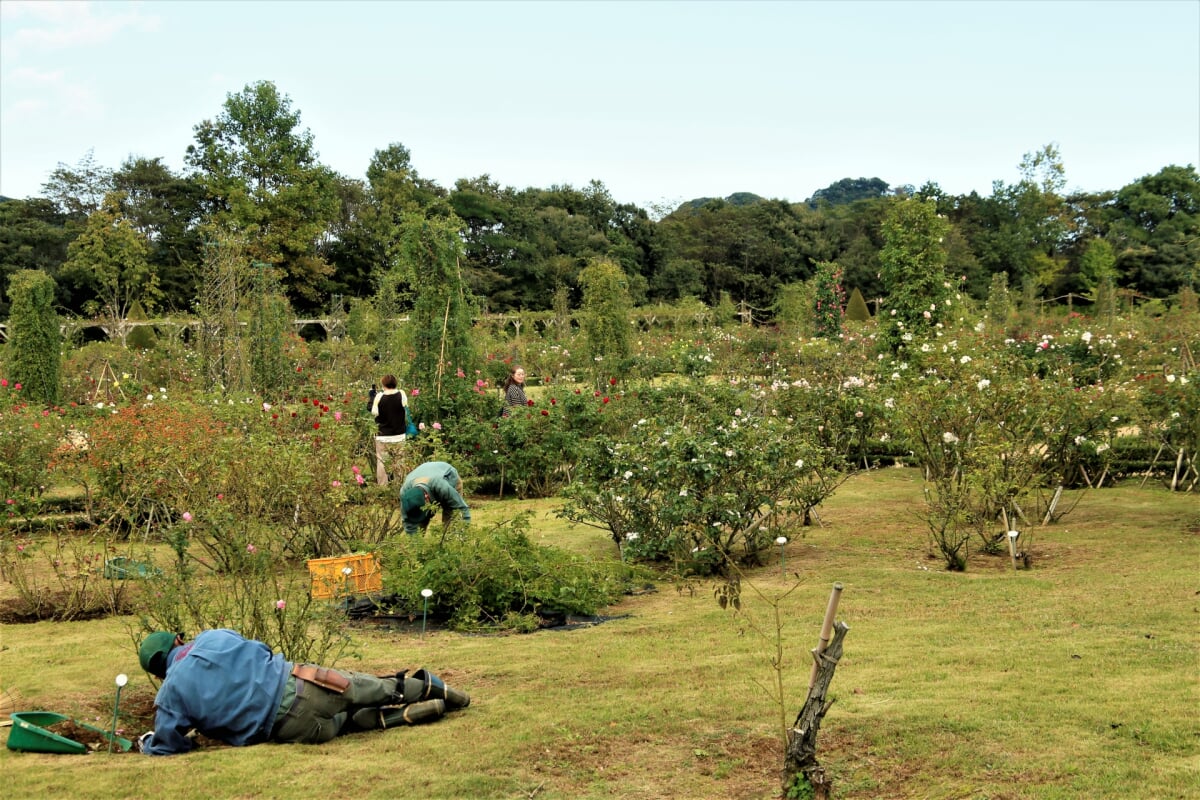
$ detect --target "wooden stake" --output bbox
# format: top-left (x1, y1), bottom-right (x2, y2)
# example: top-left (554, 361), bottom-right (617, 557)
top-left (808, 582), bottom-right (843, 692)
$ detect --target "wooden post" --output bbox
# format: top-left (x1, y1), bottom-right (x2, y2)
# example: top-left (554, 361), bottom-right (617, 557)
top-left (785, 616), bottom-right (849, 800)
top-left (1006, 530), bottom-right (1020, 571)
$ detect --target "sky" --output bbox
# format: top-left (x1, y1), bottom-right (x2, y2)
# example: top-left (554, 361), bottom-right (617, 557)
top-left (2, 0), bottom-right (1198, 211)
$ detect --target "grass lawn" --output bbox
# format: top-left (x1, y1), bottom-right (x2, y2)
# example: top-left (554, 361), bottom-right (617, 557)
top-left (2, 468), bottom-right (1197, 799)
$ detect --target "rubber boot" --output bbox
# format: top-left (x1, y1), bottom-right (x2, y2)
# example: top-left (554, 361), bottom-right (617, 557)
top-left (352, 700), bottom-right (445, 729)
top-left (406, 668), bottom-right (471, 710)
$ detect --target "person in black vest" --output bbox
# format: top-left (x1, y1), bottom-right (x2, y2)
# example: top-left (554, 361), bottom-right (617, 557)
top-left (368, 374), bottom-right (409, 486)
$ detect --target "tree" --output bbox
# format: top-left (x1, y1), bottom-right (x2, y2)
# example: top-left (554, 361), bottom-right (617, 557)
top-left (59, 192), bottom-right (157, 345)
top-left (0, 198), bottom-right (73, 316)
top-left (4, 270), bottom-right (61, 405)
top-left (878, 198), bottom-right (950, 352)
top-left (186, 81), bottom-right (340, 312)
top-left (1106, 165), bottom-right (1200, 297)
top-left (977, 144), bottom-right (1072, 294)
top-left (42, 149), bottom-right (114, 220)
top-left (807, 177), bottom-right (890, 208)
top-left (112, 157), bottom-right (206, 312)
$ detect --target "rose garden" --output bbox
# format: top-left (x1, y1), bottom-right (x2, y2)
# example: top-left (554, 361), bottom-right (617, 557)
top-left (1, 246), bottom-right (1196, 797)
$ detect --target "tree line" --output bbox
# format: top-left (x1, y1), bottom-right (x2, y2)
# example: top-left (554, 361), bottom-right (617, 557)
top-left (0, 80), bottom-right (1196, 322)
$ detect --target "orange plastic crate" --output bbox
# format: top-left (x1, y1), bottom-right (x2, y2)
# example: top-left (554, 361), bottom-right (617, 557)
top-left (306, 553), bottom-right (382, 599)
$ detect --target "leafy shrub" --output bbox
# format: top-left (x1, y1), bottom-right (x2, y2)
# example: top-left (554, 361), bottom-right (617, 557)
top-left (559, 383), bottom-right (847, 576)
top-left (0, 530), bottom-right (138, 621)
top-left (133, 514), bottom-right (351, 665)
top-left (378, 513), bottom-right (631, 632)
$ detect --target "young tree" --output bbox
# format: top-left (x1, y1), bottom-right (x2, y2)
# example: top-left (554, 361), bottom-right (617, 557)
top-left (4, 270), bottom-right (62, 405)
top-left (878, 198), bottom-right (950, 352)
top-left (578, 257), bottom-right (633, 387)
top-left (985, 271), bottom-right (1010, 333)
top-left (401, 214), bottom-right (478, 399)
top-left (59, 192), bottom-right (158, 346)
top-left (248, 263), bottom-right (294, 400)
top-left (1078, 239), bottom-right (1118, 322)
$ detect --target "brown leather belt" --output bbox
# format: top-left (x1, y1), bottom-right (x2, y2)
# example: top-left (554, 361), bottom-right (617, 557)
top-left (291, 664), bottom-right (350, 694)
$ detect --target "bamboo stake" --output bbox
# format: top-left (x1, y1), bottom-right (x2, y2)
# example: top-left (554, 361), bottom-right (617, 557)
top-left (1043, 485), bottom-right (1063, 525)
top-left (1006, 530), bottom-right (1020, 571)
top-left (808, 582), bottom-right (844, 692)
top-left (1140, 443), bottom-right (1165, 488)
top-left (1171, 448), bottom-right (1184, 492)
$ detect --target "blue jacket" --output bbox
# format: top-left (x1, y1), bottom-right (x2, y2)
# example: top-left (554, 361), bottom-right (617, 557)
top-left (143, 629), bottom-right (290, 755)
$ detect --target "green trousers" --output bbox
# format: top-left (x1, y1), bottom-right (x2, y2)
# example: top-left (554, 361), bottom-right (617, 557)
top-left (271, 668), bottom-right (398, 744)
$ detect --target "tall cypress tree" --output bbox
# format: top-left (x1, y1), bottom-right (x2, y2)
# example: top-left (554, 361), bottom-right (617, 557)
top-left (5, 270), bottom-right (62, 406)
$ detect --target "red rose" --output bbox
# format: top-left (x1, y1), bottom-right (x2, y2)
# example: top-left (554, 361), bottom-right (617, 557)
top-left (610, 377), bottom-right (617, 385)
top-left (550, 397), bottom-right (556, 405)
top-left (313, 422), bottom-right (320, 429)
top-left (527, 399), bottom-right (534, 406)
top-left (603, 397), bottom-right (610, 404)
top-left (541, 409), bottom-right (549, 416)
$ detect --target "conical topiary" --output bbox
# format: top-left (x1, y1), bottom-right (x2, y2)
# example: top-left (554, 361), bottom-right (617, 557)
top-left (845, 287), bottom-right (871, 322)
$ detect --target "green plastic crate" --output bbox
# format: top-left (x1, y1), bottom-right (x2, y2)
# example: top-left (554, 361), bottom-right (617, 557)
top-left (103, 557), bottom-right (161, 580)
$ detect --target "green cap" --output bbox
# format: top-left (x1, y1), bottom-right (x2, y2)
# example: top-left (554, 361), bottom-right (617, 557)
top-left (139, 631), bottom-right (178, 678)
top-left (401, 486), bottom-right (432, 532)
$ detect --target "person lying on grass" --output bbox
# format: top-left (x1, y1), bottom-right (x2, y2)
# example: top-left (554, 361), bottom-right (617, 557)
top-left (134, 629), bottom-right (469, 755)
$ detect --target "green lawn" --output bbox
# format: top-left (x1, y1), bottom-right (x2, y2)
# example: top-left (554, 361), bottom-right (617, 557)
top-left (2, 468), bottom-right (1197, 799)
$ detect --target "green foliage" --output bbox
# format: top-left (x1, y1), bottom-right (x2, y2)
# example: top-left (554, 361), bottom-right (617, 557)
top-left (773, 281), bottom-right (814, 336)
top-left (135, 513), bottom-right (351, 664)
top-left (811, 261), bottom-right (845, 338)
top-left (785, 773), bottom-right (815, 800)
top-left (0, 530), bottom-right (137, 621)
top-left (985, 271), bottom-right (1010, 333)
top-left (248, 263), bottom-right (293, 399)
top-left (0, 378), bottom-right (68, 524)
top-left (401, 214), bottom-right (480, 398)
top-left (186, 80), bottom-right (340, 311)
top-left (578, 257), bottom-right (633, 387)
top-left (4, 269), bottom-right (62, 406)
top-left (60, 192), bottom-right (158, 342)
top-left (879, 197), bottom-right (951, 352)
top-left (558, 383), bottom-right (846, 576)
top-left (379, 513), bottom-right (630, 632)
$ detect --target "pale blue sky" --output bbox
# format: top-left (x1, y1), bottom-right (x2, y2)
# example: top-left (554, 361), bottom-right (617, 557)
top-left (2, 0), bottom-right (1198, 209)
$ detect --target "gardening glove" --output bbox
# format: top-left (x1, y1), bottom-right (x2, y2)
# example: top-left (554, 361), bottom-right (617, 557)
top-left (135, 731), bottom-right (154, 753)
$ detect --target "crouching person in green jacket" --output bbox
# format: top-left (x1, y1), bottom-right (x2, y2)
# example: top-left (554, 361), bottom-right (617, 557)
top-left (134, 629), bottom-right (470, 754)
top-left (400, 461), bottom-right (471, 535)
